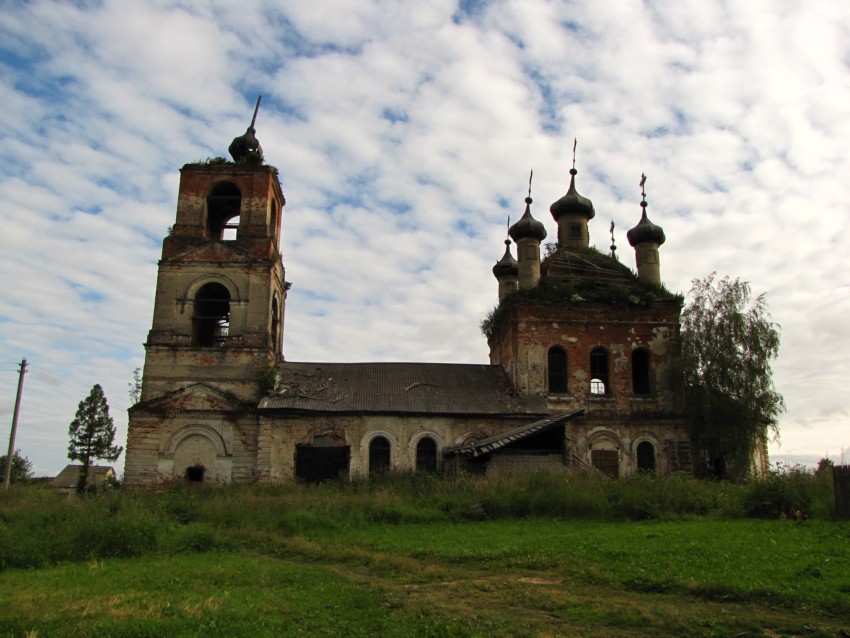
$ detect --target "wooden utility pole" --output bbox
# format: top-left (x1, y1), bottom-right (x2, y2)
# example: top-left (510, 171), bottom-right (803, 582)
top-left (3, 358), bottom-right (27, 490)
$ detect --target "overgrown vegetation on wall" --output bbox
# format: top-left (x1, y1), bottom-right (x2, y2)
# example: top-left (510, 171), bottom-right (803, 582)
top-left (481, 263), bottom-right (680, 340)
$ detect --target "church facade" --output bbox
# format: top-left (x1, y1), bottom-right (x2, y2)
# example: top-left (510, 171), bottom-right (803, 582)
top-left (124, 134), bottom-right (691, 488)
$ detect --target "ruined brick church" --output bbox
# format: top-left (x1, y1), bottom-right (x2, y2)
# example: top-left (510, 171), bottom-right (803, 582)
top-left (124, 124), bottom-right (691, 487)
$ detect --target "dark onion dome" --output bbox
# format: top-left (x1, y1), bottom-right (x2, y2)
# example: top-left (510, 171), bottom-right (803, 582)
top-left (492, 239), bottom-right (519, 278)
top-left (627, 200), bottom-right (666, 246)
top-left (549, 168), bottom-right (595, 221)
top-left (508, 197), bottom-right (548, 242)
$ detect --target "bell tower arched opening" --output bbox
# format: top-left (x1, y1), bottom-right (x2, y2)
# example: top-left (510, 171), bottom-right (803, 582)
top-left (192, 283), bottom-right (231, 347)
top-left (207, 182), bottom-right (241, 240)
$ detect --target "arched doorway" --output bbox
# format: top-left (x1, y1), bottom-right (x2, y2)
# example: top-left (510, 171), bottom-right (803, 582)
top-left (636, 441), bottom-right (656, 473)
top-left (415, 437), bottom-right (438, 473)
top-left (369, 436), bottom-right (391, 476)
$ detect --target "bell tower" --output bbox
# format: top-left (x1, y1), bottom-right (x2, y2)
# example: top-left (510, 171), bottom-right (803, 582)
top-left (125, 101), bottom-right (286, 487)
top-left (139, 160), bottom-right (286, 403)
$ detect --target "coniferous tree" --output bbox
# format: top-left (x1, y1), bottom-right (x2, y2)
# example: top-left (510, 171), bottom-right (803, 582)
top-left (68, 384), bottom-right (122, 493)
top-left (680, 273), bottom-right (785, 480)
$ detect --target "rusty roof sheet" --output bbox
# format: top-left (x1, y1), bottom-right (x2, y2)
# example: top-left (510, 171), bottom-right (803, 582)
top-left (544, 249), bottom-right (639, 287)
top-left (259, 362), bottom-right (549, 416)
top-left (443, 409), bottom-right (584, 457)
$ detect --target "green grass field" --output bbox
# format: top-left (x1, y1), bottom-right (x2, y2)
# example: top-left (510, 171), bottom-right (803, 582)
top-left (1, 473), bottom-right (847, 637)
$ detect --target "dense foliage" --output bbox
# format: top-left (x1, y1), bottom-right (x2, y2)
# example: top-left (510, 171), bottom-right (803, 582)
top-left (680, 274), bottom-right (785, 479)
top-left (0, 450), bottom-right (32, 484)
top-left (67, 384), bottom-right (123, 493)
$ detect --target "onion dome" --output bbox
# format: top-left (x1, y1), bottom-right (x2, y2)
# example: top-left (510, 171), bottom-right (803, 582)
top-left (627, 197), bottom-right (666, 246)
top-left (492, 239), bottom-right (519, 278)
top-left (549, 168), bottom-right (595, 222)
top-left (508, 196), bottom-right (547, 242)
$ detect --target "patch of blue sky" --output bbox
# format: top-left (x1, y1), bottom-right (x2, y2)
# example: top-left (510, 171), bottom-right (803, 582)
top-left (71, 285), bottom-right (107, 303)
top-left (645, 110), bottom-right (689, 138)
top-left (330, 192), bottom-right (367, 211)
top-left (383, 201), bottom-right (411, 216)
top-left (525, 67), bottom-right (561, 134)
top-left (452, 0), bottom-right (492, 24)
top-left (256, 93), bottom-right (306, 123)
top-left (299, 289), bottom-right (336, 303)
top-left (454, 219), bottom-right (477, 238)
top-left (559, 19), bottom-right (596, 48)
top-left (381, 108), bottom-right (409, 124)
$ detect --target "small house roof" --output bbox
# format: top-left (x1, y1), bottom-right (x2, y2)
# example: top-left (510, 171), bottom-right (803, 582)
top-left (51, 465), bottom-right (115, 489)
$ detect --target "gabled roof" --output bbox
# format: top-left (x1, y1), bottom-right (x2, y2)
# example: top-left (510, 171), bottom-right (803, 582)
top-left (131, 382), bottom-right (251, 414)
top-left (161, 239), bottom-right (260, 264)
top-left (443, 409), bottom-right (584, 457)
top-left (259, 362), bottom-right (549, 416)
top-left (51, 465), bottom-right (115, 489)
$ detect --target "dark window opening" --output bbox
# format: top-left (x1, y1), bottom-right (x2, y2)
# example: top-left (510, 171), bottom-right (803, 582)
top-left (632, 348), bottom-right (652, 395)
top-left (569, 223), bottom-right (581, 239)
top-left (548, 346), bottom-right (568, 393)
top-left (637, 441), bottom-right (656, 473)
top-left (369, 436), bottom-right (391, 476)
top-left (271, 292), bottom-right (281, 354)
top-left (185, 465), bottom-right (205, 482)
top-left (192, 283), bottom-right (230, 347)
top-left (296, 444), bottom-right (350, 483)
top-left (269, 197), bottom-right (279, 236)
top-left (591, 449), bottom-right (619, 478)
top-left (590, 347), bottom-right (609, 395)
top-left (207, 182), bottom-right (241, 239)
top-left (415, 437), bottom-right (438, 473)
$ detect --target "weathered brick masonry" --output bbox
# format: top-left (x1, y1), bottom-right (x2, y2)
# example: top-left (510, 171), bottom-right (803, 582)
top-left (124, 129), bottom-right (692, 487)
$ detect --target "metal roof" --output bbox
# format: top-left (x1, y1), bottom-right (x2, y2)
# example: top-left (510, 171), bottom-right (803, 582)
top-left (544, 249), bottom-right (639, 287)
top-left (443, 409), bottom-right (584, 457)
top-left (259, 362), bottom-right (549, 416)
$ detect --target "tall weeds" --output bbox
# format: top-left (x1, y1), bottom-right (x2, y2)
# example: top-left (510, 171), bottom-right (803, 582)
top-left (0, 465), bottom-right (836, 570)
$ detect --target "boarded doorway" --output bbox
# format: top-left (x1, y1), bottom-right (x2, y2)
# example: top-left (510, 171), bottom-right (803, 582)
top-left (591, 449), bottom-right (619, 478)
top-left (295, 444), bottom-right (350, 483)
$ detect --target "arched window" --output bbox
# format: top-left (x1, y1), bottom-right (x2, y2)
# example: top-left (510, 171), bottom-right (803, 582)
top-left (270, 292), bottom-right (281, 354)
top-left (547, 346), bottom-right (568, 393)
top-left (637, 441), bottom-right (656, 473)
top-left (192, 283), bottom-right (230, 347)
top-left (590, 347), bottom-right (609, 395)
top-left (632, 348), bottom-right (651, 395)
top-left (369, 436), bottom-right (391, 476)
top-left (269, 196), bottom-right (279, 237)
top-left (207, 182), bottom-right (241, 240)
top-left (415, 437), bottom-right (438, 473)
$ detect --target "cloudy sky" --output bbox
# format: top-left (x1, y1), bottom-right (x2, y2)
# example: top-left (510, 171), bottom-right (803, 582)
top-left (1, 0), bottom-right (848, 477)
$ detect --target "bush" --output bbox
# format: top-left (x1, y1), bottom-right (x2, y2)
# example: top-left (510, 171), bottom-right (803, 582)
top-left (742, 463), bottom-right (831, 518)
